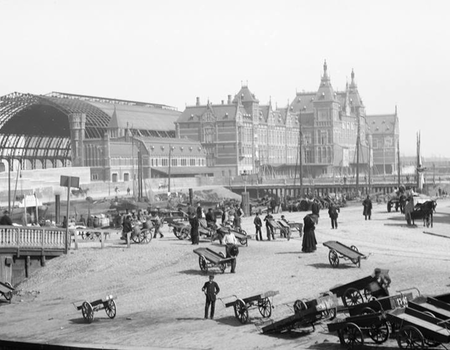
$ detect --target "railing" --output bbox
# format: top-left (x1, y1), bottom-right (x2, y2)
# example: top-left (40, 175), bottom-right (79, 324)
top-left (0, 226), bottom-right (68, 252)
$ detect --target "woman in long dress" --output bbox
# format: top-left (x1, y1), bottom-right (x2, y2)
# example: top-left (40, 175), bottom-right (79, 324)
top-left (302, 213), bottom-right (317, 253)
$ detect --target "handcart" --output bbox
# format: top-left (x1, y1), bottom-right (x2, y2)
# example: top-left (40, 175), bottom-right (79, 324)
top-left (276, 220), bottom-right (292, 240)
top-left (212, 225), bottom-right (249, 246)
top-left (262, 294), bottom-right (338, 334)
top-left (327, 312), bottom-right (390, 349)
top-left (348, 288), bottom-right (415, 316)
top-left (74, 295), bottom-right (117, 323)
top-left (224, 291), bottom-right (279, 324)
top-left (329, 272), bottom-right (391, 307)
top-left (409, 294), bottom-right (450, 322)
top-left (0, 281), bottom-right (14, 302)
top-left (193, 247), bottom-right (235, 273)
top-left (323, 241), bottom-right (367, 268)
top-left (387, 307), bottom-right (450, 349)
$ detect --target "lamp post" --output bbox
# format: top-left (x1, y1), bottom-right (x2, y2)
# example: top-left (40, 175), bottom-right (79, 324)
top-left (241, 170), bottom-right (248, 193)
top-left (240, 170), bottom-right (249, 216)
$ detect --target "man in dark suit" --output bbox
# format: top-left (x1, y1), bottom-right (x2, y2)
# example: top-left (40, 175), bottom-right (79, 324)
top-left (202, 275), bottom-right (220, 319)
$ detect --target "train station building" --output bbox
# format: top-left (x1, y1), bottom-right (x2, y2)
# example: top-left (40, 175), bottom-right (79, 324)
top-left (177, 61), bottom-right (399, 179)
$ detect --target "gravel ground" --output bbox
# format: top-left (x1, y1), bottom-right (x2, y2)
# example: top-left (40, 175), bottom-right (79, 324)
top-left (1, 199), bottom-right (450, 350)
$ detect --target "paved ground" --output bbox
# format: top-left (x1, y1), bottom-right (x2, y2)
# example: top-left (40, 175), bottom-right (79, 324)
top-left (1, 199), bottom-right (450, 349)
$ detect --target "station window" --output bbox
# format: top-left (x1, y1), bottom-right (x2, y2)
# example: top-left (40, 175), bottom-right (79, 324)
top-left (124, 173), bottom-right (130, 182)
top-left (112, 173), bottom-right (118, 183)
top-left (92, 174), bottom-right (98, 181)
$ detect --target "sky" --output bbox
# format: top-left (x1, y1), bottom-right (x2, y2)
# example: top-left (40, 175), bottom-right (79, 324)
top-left (0, 0), bottom-right (449, 157)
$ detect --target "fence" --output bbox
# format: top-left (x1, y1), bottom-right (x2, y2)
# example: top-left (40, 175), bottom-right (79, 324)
top-left (0, 226), bottom-right (68, 252)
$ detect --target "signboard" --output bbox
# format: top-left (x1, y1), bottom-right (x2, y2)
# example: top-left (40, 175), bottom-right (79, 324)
top-left (60, 175), bottom-right (80, 188)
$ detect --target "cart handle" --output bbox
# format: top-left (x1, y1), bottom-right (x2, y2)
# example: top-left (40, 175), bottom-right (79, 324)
top-left (395, 287), bottom-right (421, 296)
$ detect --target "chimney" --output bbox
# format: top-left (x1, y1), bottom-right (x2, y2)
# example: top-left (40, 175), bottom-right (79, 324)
top-left (196, 97), bottom-right (200, 106)
top-left (221, 100), bottom-right (224, 105)
top-left (227, 94), bottom-right (232, 104)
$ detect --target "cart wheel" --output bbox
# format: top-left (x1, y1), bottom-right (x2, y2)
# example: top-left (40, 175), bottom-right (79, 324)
top-left (233, 299), bottom-right (249, 324)
top-left (131, 234), bottom-right (140, 243)
top-left (141, 229), bottom-right (153, 244)
top-left (181, 227), bottom-right (191, 240)
top-left (397, 325), bottom-right (424, 349)
top-left (105, 299), bottom-right (117, 319)
top-left (293, 299), bottom-right (307, 314)
top-left (173, 228), bottom-right (183, 240)
top-left (321, 307), bottom-right (337, 320)
top-left (258, 297), bottom-right (272, 318)
top-left (219, 263), bottom-right (226, 273)
top-left (198, 256), bottom-right (208, 273)
top-left (350, 245), bottom-right (358, 252)
top-left (343, 288), bottom-right (364, 307)
top-left (340, 322), bottom-right (364, 349)
top-left (81, 301), bottom-right (94, 323)
top-left (219, 252), bottom-right (225, 258)
top-left (368, 319), bottom-right (390, 344)
top-left (328, 249), bottom-right (339, 268)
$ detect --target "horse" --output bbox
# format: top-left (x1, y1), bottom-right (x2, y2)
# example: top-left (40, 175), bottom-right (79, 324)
top-left (411, 200), bottom-right (437, 228)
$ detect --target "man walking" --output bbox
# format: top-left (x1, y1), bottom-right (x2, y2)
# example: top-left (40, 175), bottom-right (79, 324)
top-left (253, 213), bottom-right (263, 241)
top-left (363, 195), bottom-right (373, 220)
top-left (328, 203), bottom-right (340, 229)
top-left (202, 275), bottom-right (220, 319)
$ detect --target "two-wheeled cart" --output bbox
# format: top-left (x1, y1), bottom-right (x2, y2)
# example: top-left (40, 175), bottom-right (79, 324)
top-left (323, 241), bottom-right (367, 268)
top-left (193, 247), bottom-right (235, 274)
top-left (0, 281), bottom-right (14, 302)
top-left (327, 312), bottom-right (390, 349)
top-left (262, 294), bottom-right (338, 334)
top-left (74, 295), bottom-right (117, 323)
top-left (387, 307), bottom-right (450, 349)
top-left (224, 291), bottom-right (279, 324)
top-left (329, 271), bottom-right (391, 308)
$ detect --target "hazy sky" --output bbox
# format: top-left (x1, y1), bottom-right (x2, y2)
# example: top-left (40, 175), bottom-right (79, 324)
top-left (1, 0), bottom-right (448, 156)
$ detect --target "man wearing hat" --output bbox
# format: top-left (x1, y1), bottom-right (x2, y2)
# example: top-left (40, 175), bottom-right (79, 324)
top-left (372, 268), bottom-right (391, 297)
top-left (0, 211), bottom-right (13, 226)
top-left (202, 275), bottom-right (220, 319)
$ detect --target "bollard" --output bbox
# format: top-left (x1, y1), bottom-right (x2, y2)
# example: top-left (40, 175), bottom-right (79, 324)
top-left (72, 230), bottom-right (78, 250)
top-left (101, 232), bottom-right (105, 249)
top-left (127, 231), bottom-right (131, 248)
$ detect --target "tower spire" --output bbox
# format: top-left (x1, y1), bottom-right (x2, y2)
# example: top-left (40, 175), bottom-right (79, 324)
top-left (350, 68), bottom-right (357, 89)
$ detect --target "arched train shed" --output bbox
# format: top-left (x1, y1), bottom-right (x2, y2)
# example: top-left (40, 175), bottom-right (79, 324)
top-left (0, 92), bottom-right (180, 170)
